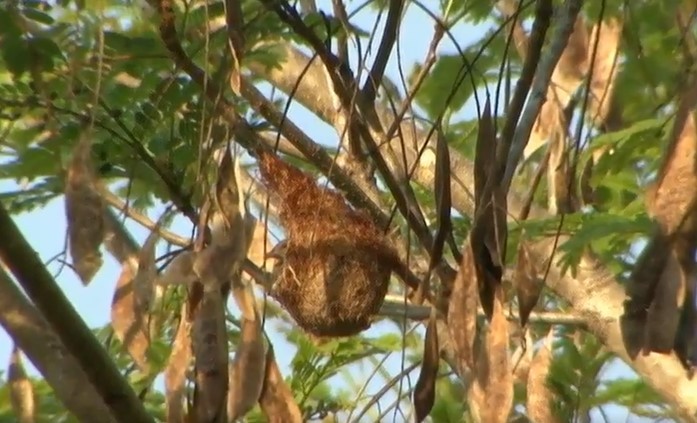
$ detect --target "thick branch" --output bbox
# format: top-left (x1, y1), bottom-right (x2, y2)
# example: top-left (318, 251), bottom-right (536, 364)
top-left (0, 204), bottom-right (154, 423)
top-left (0, 269), bottom-right (117, 423)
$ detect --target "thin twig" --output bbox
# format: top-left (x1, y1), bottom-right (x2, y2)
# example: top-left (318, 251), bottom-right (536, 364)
top-left (350, 361), bottom-right (420, 423)
top-left (99, 187), bottom-right (191, 247)
top-left (380, 295), bottom-right (587, 327)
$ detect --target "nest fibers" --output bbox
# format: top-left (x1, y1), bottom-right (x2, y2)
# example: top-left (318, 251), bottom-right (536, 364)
top-left (258, 151), bottom-right (399, 337)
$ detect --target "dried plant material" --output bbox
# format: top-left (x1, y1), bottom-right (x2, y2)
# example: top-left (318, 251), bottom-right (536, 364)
top-left (645, 251), bottom-right (685, 353)
top-left (228, 234), bottom-right (265, 421)
top-left (447, 241), bottom-right (479, 373)
top-left (546, 131), bottom-right (576, 214)
top-left (245, 217), bottom-right (273, 271)
top-left (214, 146), bottom-right (243, 236)
top-left (231, 258), bottom-right (258, 323)
top-left (110, 257), bottom-right (152, 371)
top-left (515, 239), bottom-right (543, 328)
top-left (102, 208), bottom-right (137, 263)
top-left (648, 111), bottom-right (697, 237)
top-left (431, 132), bottom-right (452, 268)
top-left (495, 0), bottom-right (529, 56)
top-left (188, 150), bottom-right (253, 422)
top-left (194, 149), bottom-right (248, 291)
top-left (413, 312), bottom-right (440, 423)
top-left (468, 291), bottom-right (513, 423)
top-left (158, 251), bottom-right (197, 287)
top-left (133, 223), bottom-right (161, 313)
top-left (229, 54), bottom-right (242, 96)
top-left (471, 189), bottom-right (507, 322)
top-left (536, 18), bottom-right (621, 208)
top-left (193, 219), bottom-right (243, 291)
top-left (551, 16), bottom-right (588, 106)
top-left (0, 273), bottom-right (118, 422)
top-left (192, 289), bottom-right (229, 422)
top-left (8, 346), bottom-right (35, 423)
top-left (474, 99), bottom-right (496, 208)
top-left (259, 346), bottom-right (303, 423)
top-left (623, 81), bottom-right (697, 363)
top-left (523, 19), bottom-right (586, 159)
top-left (511, 331), bottom-right (534, 384)
top-left (586, 19), bottom-right (623, 126)
top-left (227, 316), bottom-right (265, 421)
top-left (224, 0), bottom-right (245, 95)
top-left (554, 19), bottom-right (623, 208)
top-left (622, 234), bottom-right (674, 358)
top-left (527, 97), bottom-right (563, 160)
top-left (674, 270), bottom-right (697, 370)
top-left (472, 99), bottom-right (508, 319)
top-left (536, 19), bottom-right (587, 212)
top-left (258, 150), bottom-right (399, 337)
top-left (65, 133), bottom-right (105, 284)
top-left (527, 330), bottom-right (558, 423)
top-left (165, 303), bottom-right (192, 423)
top-left (579, 156), bottom-right (595, 206)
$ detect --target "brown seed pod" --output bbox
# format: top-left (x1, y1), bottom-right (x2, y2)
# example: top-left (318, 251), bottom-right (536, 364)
top-left (258, 151), bottom-right (398, 337)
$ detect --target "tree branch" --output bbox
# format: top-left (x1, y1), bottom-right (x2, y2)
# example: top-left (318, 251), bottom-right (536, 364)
top-left (0, 204), bottom-right (154, 423)
top-left (0, 269), bottom-right (118, 423)
top-left (100, 187), bottom-right (192, 247)
top-left (380, 294), bottom-right (587, 327)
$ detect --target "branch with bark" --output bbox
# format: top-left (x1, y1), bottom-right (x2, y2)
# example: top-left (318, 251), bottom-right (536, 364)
top-left (0, 269), bottom-right (118, 423)
top-left (0, 204), bottom-right (154, 423)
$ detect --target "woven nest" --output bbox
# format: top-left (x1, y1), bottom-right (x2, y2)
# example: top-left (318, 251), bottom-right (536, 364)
top-left (258, 151), bottom-right (399, 337)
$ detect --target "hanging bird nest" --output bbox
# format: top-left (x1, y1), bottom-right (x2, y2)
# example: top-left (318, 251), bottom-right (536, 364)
top-left (258, 151), bottom-right (399, 337)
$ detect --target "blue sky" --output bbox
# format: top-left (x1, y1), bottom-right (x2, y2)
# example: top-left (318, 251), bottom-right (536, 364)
top-left (0, 1), bottom-right (656, 421)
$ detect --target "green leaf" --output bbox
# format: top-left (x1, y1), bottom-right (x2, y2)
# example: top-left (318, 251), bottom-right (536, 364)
top-left (593, 378), bottom-right (662, 408)
top-left (22, 7), bottom-right (55, 25)
top-left (2, 36), bottom-right (30, 77)
top-left (0, 9), bottom-right (23, 38)
top-left (141, 102), bottom-right (162, 122)
top-left (103, 31), bottom-right (164, 56)
top-left (415, 54), bottom-right (475, 119)
top-left (2, 147), bottom-right (61, 179)
top-left (557, 212), bottom-right (650, 275)
top-left (430, 378), bottom-right (465, 423)
top-left (590, 117), bottom-right (667, 152)
top-left (29, 36), bottom-right (64, 71)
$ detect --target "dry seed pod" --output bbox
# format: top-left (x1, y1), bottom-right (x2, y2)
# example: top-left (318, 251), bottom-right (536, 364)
top-left (65, 134), bottom-right (105, 284)
top-left (8, 346), bottom-right (35, 423)
top-left (258, 151), bottom-right (398, 337)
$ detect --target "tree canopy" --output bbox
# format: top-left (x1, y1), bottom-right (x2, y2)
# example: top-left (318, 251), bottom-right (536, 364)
top-left (1, 0), bottom-right (697, 422)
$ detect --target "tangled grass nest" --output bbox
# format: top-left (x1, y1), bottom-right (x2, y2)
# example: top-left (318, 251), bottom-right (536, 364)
top-left (258, 151), bottom-right (399, 337)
